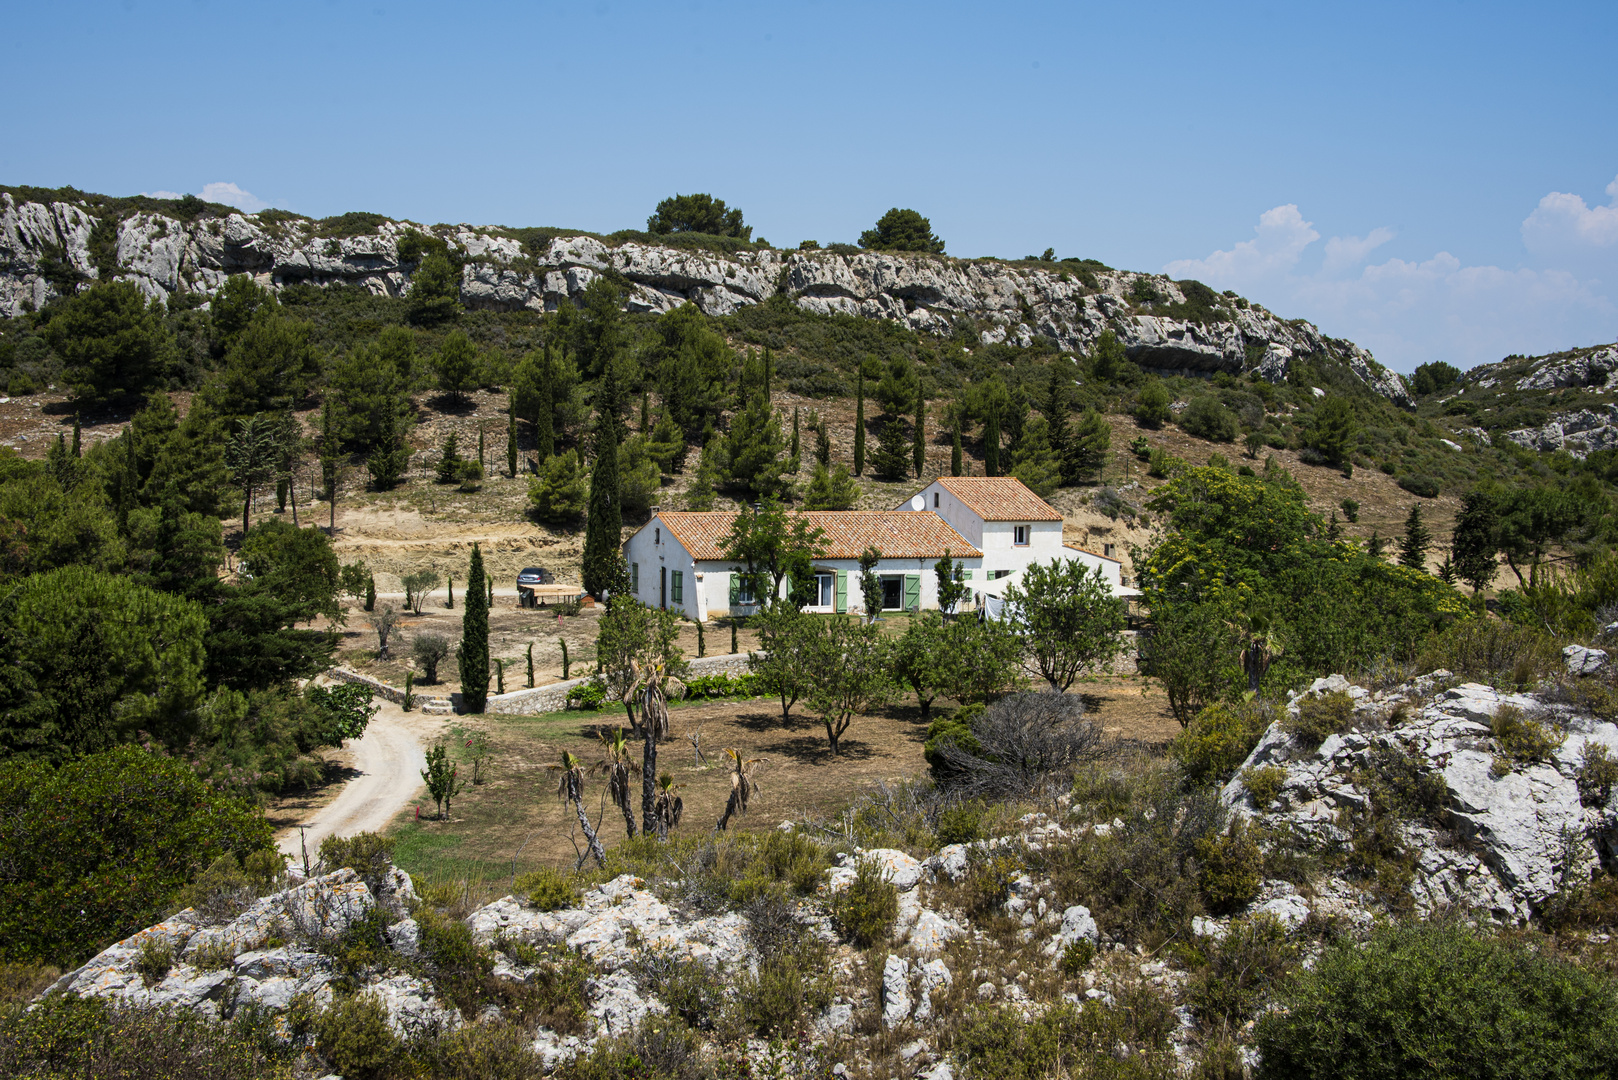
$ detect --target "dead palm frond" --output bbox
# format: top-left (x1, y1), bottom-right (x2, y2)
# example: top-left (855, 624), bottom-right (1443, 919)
top-left (548, 749), bottom-right (605, 867)
top-left (652, 772), bottom-right (683, 838)
top-left (637, 662), bottom-right (671, 744)
top-left (595, 727), bottom-right (641, 839)
top-left (716, 747), bottom-right (762, 831)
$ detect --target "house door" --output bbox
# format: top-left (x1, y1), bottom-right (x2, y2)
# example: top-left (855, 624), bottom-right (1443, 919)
top-left (881, 576), bottom-right (903, 611)
top-left (659, 566), bottom-right (667, 609)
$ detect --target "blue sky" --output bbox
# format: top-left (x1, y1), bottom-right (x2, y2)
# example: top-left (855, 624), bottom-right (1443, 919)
top-left (6, 0), bottom-right (1616, 373)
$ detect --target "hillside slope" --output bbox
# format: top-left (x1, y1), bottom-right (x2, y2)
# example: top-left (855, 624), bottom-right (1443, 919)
top-left (0, 186), bottom-right (1410, 403)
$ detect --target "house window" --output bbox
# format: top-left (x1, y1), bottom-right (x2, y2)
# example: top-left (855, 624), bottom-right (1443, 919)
top-left (1103, 543), bottom-right (1116, 558)
top-left (735, 578), bottom-right (755, 604)
top-left (815, 572), bottom-right (835, 608)
top-left (671, 571), bottom-right (683, 604)
top-left (631, 563), bottom-right (639, 591)
top-left (933, 492), bottom-right (939, 507)
top-left (655, 528), bottom-right (661, 545)
top-left (1014, 525), bottom-right (1029, 546)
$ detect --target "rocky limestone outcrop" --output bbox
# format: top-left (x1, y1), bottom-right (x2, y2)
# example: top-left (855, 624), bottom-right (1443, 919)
top-left (1220, 671), bottom-right (1618, 925)
top-left (0, 192), bottom-right (1411, 403)
top-left (1502, 404), bottom-right (1618, 458)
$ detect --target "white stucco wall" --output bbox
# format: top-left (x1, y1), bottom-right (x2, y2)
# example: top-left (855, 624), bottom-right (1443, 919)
top-left (692, 555), bottom-right (985, 619)
top-left (621, 516), bottom-right (700, 620)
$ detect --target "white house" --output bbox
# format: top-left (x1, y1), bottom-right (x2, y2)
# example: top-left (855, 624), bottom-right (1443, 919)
top-left (620, 476), bottom-right (1122, 621)
top-left (906, 477), bottom-right (1123, 591)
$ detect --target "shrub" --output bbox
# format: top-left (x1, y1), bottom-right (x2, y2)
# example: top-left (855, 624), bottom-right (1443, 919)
top-left (1059, 938), bottom-right (1096, 974)
top-left (950, 998), bottom-right (1176, 1080)
top-left (514, 867), bottom-right (580, 911)
top-left (134, 938), bottom-right (174, 987)
top-left (1417, 618), bottom-right (1560, 688)
top-left (1285, 690), bottom-right (1355, 750)
top-left (1578, 744), bottom-right (1618, 807)
top-left (0, 960), bottom-right (59, 1006)
top-left (416, 908), bottom-right (495, 1014)
top-left (0, 746), bottom-right (272, 966)
top-left (1242, 764), bottom-right (1288, 807)
top-left (1187, 914), bottom-right (1295, 1029)
top-left (733, 948), bottom-right (833, 1037)
top-left (411, 1019), bottom-right (546, 1080)
top-left (566, 678), bottom-right (608, 710)
top-left (1491, 704), bottom-right (1562, 772)
top-left (936, 801), bottom-right (986, 845)
top-left (317, 831), bottom-right (395, 890)
top-left (1147, 446), bottom-right (1180, 478)
top-left (562, 1019), bottom-right (707, 1080)
top-left (1255, 921), bottom-right (1618, 1079)
top-left (1195, 819), bottom-right (1262, 914)
top-left (1181, 397), bottom-right (1239, 442)
top-left (411, 632), bottom-right (452, 683)
top-left (930, 692), bottom-right (1111, 800)
top-left (923, 705), bottom-right (983, 779)
top-left (314, 992), bottom-right (401, 1080)
top-left (1397, 474), bottom-right (1440, 498)
top-left (1173, 702), bottom-right (1270, 785)
top-left (831, 858), bottom-right (899, 947)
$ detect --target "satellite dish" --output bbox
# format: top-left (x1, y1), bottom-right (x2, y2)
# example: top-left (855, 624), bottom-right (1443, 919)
top-left (910, 495), bottom-right (926, 511)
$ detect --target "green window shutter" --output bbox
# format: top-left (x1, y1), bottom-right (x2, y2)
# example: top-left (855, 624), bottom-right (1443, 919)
top-left (672, 572), bottom-right (683, 603)
top-left (631, 563), bottom-right (639, 591)
top-left (904, 574), bottom-right (921, 611)
top-left (835, 571), bottom-right (848, 613)
top-left (964, 569), bottom-right (973, 580)
top-left (729, 574), bottom-right (739, 604)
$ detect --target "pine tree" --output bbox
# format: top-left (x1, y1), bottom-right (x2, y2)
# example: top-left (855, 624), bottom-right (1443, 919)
top-left (1437, 552), bottom-right (1458, 586)
top-left (984, 409), bottom-right (1000, 477)
top-left (1327, 511), bottom-right (1343, 541)
top-left (640, 391), bottom-right (650, 435)
top-left (951, 414), bottom-right (963, 476)
top-left (460, 542), bottom-right (490, 712)
top-left (582, 416), bottom-right (622, 599)
top-left (854, 372), bottom-right (866, 476)
top-left (1368, 531), bottom-right (1385, 559)
top-left (1399, 504), bottom-right (1432, 571)
top-left (1045, 367), bottom-right (1070, 483)
top-left (507, 395), bottom-right (518, 477)
top-left (913, 389), bottom-right (926, 479)
top-left (763, 348), bottom-right (773, 400)
top-left (873, 417), bottom-right (910, 482)
top-left (1452, 486), bottom-right (1500, 594)
top-left (1066, 409), bottom-right (1111, 483)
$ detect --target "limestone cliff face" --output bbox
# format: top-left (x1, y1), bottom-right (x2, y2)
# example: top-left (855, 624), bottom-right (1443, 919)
top-left (0, 192), bottom-right (1411, 404)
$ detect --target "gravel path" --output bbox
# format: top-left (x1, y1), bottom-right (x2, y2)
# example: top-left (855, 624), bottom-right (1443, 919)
top-left (276, 700), bottom-right (446, 868)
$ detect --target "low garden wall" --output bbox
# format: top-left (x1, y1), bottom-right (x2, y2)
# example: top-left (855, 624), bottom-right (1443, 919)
top-left (485, 651), bottom-right (757, 716)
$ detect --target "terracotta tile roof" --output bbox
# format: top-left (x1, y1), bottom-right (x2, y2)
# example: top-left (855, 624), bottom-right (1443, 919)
top-left (654, 511), bottom-right (982, 561)
top-left (935, 477), bottom-right (1063, 521)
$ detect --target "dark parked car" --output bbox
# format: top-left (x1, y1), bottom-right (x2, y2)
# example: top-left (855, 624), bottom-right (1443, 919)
top-left (517, 567), bottom-right (554, 587)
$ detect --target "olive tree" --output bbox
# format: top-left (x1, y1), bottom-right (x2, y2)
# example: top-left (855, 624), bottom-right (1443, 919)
top-left (1005, 559), bottom-right (1127, 691)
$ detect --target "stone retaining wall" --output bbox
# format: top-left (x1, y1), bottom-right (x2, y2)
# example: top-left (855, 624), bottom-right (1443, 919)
top-left (485, 652), bottom-right (758, 716)
top-left (327, 666), bottom-right (453, 711)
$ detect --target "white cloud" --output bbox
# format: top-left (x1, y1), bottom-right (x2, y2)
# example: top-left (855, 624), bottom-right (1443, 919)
top-left (137, 182), bottom-right (269, 213)
top-left (1522, 174), bottom-right (1618, 252)
top-left (1164, 200), bottom-right (1615, 373)
top-left (1165, 203), bottom-right (1318, 285)
top-left (198, 182), bottom-right (268, 213)
top-left (1322, 226), bottom-right (1395, 274)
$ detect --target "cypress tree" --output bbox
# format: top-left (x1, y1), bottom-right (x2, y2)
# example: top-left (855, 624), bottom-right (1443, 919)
top-left (535, 346), bottom-right (556, 463)
top-left (984, 409), bottom-right (1001, 477)
top-left (1400, 504), bottom-right (1432, 571)
top-left (951, 416), bottom-right (963, 477)
top-left (873, 418), bottom-right (911, 482)
top-left (461, 542), bottom-right (490, 712)
top-left (526, 642), bottom-right (535, 688)
top-left (582, 413), bottom-right (623, 599)
top-left (71, 414), bottom-right (81, 458)
top-left (854, 372), bottom-right (866, 476)
top-left (640, 391), bottom-right (650, 435)
top-left (763, 348), bottom-right (773, 400)
top-left (365, 575), bottom-right (375, 612)
top-left (478, 426), bottom-right (486, 473)
top-left (507, 395), bottom-right (518, 477)
top-left (913, 389), bottom-right (926, 478)
top-left (791, 406), bottom-right (801, 462)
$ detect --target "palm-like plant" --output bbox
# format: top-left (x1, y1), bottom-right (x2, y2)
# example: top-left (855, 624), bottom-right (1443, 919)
top-left (596, 727), bottom-right (641, 839)
top-left (635, 662), bottom-right (672, 836)
top-left (549, 749), bottom-right (605, 867)
top-left (716, 747), bottom-right (762, 831)
top-left (1234, 606), bottom-right (1284, 695)
top-left (652, 773), bottom-right (683, 838)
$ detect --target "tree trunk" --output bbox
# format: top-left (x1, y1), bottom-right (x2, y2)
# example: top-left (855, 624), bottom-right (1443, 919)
top-left (620, 793), bottom-right (637, 840)
top-left (572, 792), bottom-right (606, 867)
top-left (825, 718), bottom-right (840, 757)
top-left (289, 470), bottom-right (299, 527)
top-left (242, 489), bottom-right (251, 535)
top-left (717, 790), bottom-right (740, 831)
top-left (642, 729), bottom-right (658, 837)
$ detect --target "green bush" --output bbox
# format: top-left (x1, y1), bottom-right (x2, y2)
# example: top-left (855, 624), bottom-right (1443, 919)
top-left (317, 831), bottom-right (395, 887)
top-left (936, 801), bottom-right (986, 845)
top-left (1187, 913), bottom-right (1295, 1029)
top-left (561, 1019), bottom-right (707, 1080)
top-left (1577, 744), bottom-right (1618, 807)
top-left (951, 997), bottom-right (1177, 1080)
top-left (923, 705), bottom-right (983, 779)
top-left (0, 746), bottom-right (271, 966)
top-left (566, 678), bottom-right (608, 710)
top-left (314, 992), bottom-right (401, 1080)
top-left (1242, 765), bottom-right (1288, 807)
top-left (1491, 704), bottom-right (1562, 772)
top-left (1417, 618), bottom-right (1559, 688)
top-left (734, 947), bottom-right (833, 1036)
top-left (416, 908), bottom-right (495, 1014)
top-left (682, 672), bottom-right (762, 699)
top-left (1397, 474), bottom-right (1440, 498)
top-left (1256, 921), bottom-right (1618, 1079)
top-left (831, 858), bottom-right (899, 947)
top-left (134, 938), bottom-right (174, 987)
top-left (1195, 819), bottom-right (1262, 914)
top-left (1284, 691), bottom-right (1355, 750)
top-left (1181, 396), bottom-right (1239, 442)
top-left (1173, 702), bottom-right (1270, 785)
top-left (514, 867), bottom-right (580, 911)
top-left (0, 995), bottom-right (289, 1080)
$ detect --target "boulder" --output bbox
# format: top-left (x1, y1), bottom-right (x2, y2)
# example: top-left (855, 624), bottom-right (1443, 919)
top-left (1564, 645), bottom-right (1609, 677)
top-left (881, 954), bottom-right (912, 1026)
